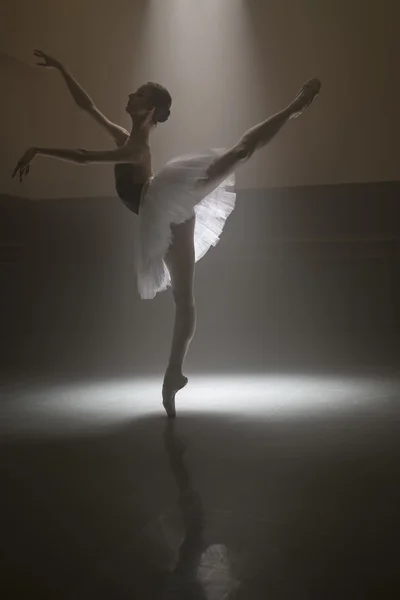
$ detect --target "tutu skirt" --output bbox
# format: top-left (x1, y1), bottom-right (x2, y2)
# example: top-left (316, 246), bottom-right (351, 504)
top-left (136, 149), bottom-right (236, 299)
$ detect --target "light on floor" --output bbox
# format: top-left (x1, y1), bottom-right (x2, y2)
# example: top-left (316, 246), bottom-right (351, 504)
top-left (2, 373), bottom-right (398, 438)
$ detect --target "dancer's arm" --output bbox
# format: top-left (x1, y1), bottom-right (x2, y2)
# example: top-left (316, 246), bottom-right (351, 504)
top-left (34, 146), bottom-right (134, 164)
top-left (12, 144), bottom-right (137, 181)
top-left (34, 50), bottom-right (129, 147)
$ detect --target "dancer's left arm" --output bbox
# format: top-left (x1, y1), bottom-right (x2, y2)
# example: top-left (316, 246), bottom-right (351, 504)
top-left (12, 145), bottom-right (135, 182)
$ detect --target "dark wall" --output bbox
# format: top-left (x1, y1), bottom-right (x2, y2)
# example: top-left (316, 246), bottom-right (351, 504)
top-left (1, 182), bottom-right (399, 378)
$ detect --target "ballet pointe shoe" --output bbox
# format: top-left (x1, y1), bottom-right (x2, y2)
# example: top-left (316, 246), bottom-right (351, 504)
top-left (162, 369), bottom-right (188, 418)
top-left (290, 78), bottom-right (321, 119)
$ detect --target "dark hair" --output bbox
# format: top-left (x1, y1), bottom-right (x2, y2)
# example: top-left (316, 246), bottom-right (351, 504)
top-left (145, 82), bottom-right (172, 123)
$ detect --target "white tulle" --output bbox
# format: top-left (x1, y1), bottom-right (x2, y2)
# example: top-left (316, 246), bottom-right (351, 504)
top-left (136, 150), bottom-right (236, 300)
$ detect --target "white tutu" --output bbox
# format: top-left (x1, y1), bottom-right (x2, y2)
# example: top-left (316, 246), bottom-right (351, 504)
top-left (136, 149), bottom-right (236, 299)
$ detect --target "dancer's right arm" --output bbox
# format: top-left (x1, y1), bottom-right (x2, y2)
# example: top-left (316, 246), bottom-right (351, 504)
top-left (34, 50), bottom-right (130, 147)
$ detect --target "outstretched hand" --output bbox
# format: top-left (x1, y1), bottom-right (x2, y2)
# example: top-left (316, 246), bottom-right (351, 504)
top-left (34, 49), bottom-right (62, 70)
top-left (12, 148), bottom-right (37, 183)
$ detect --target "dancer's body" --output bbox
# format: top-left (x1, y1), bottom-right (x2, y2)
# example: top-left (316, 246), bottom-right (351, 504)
top-left (13, 50), bottom-right (321, 417)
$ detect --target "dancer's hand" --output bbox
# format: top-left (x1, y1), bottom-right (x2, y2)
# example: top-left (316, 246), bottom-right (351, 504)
top-left (34, 49), bottom-right (62, 70)
top-left (12, 148), bottom-right (37, 182)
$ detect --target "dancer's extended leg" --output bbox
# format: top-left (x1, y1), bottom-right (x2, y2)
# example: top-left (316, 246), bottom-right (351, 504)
top-left (203, 78), bottom-right (321, 186)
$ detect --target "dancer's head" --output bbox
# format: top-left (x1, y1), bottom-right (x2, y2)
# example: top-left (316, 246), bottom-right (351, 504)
top-left (126, 82), bottom-right (171, 124)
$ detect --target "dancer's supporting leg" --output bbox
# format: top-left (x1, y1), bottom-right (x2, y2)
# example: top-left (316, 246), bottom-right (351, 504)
top-left (162, 216), bottom-right (196, 418)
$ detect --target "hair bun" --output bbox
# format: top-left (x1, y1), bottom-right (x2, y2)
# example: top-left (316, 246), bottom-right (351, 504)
top-left (157, 107), bottom-right (170, 123)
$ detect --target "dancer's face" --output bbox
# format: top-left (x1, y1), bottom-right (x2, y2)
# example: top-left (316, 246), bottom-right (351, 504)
top-left (126, 85), bottom-right (154, 117)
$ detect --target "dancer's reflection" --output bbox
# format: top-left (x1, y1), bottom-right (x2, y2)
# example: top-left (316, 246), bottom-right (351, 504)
top-left (162, 420), bottom-right (206, 598)
top-left (162, 421), bottom-right (240, 599)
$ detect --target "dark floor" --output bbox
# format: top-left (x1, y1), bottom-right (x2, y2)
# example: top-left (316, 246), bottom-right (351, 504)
top-left (1, 370), bottom-right (400, 599)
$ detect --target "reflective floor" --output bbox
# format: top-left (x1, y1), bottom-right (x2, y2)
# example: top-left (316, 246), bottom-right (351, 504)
top-left (1, 372), bottom-right (400, 599)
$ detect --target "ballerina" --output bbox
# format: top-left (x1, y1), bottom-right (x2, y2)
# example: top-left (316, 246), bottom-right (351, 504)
top-left (13, 49), bottom-right (321, 418)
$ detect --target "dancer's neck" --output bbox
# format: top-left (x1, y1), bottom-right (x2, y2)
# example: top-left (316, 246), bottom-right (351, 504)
top-left (129, 115), bottom-right (154, 142)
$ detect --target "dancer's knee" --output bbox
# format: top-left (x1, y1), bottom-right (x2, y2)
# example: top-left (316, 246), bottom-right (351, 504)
top-left (234, 136), bottom-right (256, 161)
top-left (172, 288), bottom-right (195, 310)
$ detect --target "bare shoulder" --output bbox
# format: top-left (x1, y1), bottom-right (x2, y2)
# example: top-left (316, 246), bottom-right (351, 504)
top-left (123, 139), bottom-right (153, 179)
top-left (124, 138), bottom-right (150, 160)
